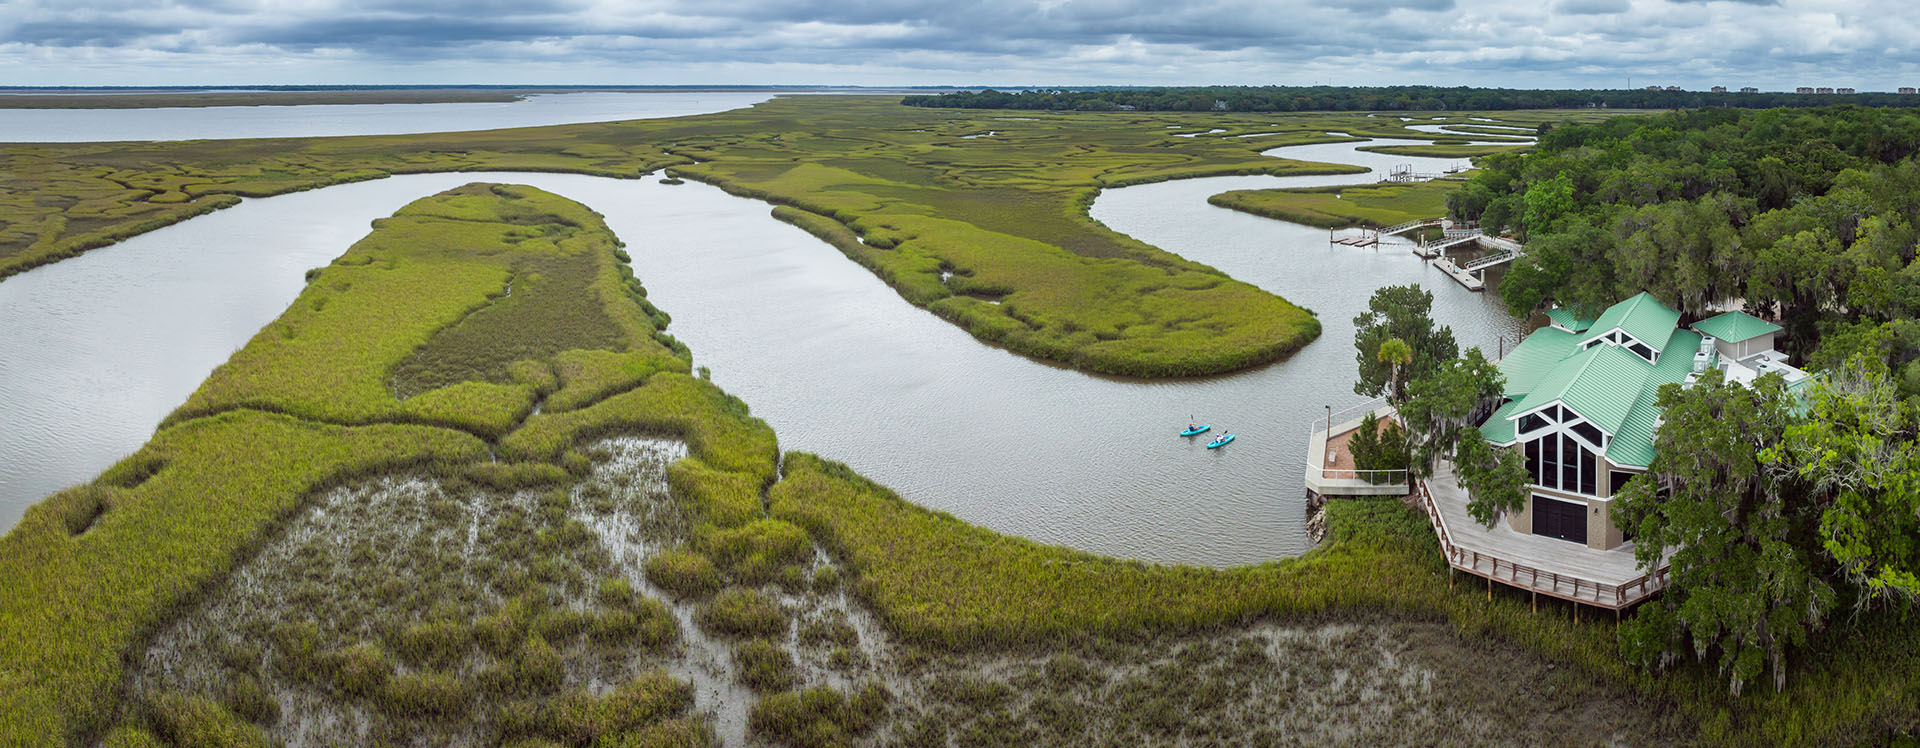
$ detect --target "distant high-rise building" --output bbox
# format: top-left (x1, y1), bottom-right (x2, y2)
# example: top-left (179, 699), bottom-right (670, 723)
top-left (1797, 86), bottom-right (1815, 94)
top-left (1816, 87), bottom-right (1835, 94)
top-left (1710, 86), bottom-right (1727, 93)
top-left (1836, 87), bottom-right (1856, 94)
top-left (1740, 87), bottom-right (1759, 94)
top-left (1902, 87), bottom-right (1918, 95)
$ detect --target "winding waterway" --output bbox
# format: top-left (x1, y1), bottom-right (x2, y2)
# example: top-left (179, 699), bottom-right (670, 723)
top-left (0, 132), bottom-right (1529, 566)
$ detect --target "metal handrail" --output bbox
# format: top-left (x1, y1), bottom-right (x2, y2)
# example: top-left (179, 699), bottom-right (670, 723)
top-left (1308, 398), bottom-right (1408, 485)
top-left (1463, 249), bottom-right (1518, 271)
top-left (1377, 217), bottom-right (1443, 236)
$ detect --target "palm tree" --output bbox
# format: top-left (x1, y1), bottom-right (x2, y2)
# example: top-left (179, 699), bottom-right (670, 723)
top-left (1377, 337), bottom-right (1413, 404)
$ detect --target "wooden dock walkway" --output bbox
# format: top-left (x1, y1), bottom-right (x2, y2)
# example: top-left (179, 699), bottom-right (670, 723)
top-left (1419, 461), bottom-right (1667, 611)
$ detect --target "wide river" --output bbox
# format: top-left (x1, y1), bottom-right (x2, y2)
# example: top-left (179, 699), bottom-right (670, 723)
top-left (0, 91), bottom-right (784, 142)
top-left (0, 129), bottom-right (1528, 566)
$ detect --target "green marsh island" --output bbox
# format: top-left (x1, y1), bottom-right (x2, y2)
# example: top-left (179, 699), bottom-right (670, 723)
top-left (1, 88), bottom-right (1919, 748)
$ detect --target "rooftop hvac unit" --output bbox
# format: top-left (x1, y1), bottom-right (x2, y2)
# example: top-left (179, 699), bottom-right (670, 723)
top-left (1698, 335), bottom-right (1716, 356)
top-left (1692, 351), bottom-right (1711, 375)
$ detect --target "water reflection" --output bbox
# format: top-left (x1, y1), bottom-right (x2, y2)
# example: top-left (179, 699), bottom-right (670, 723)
top-left (0, 137), bottom-right (1527, 566)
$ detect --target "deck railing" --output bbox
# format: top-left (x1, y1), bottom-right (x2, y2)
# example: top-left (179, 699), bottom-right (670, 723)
top-left (1308, 399), bottom-right (1408, 485)
top-left (1412, 477), bottom-right (1669, 609)
top-left (1377, 217), bottom-right (1443, 236)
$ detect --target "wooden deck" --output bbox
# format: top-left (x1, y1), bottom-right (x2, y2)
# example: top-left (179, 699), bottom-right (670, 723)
top-left (1305, 406), bottom-right (1407, 497)
top-left (1419, 461), bottom-right (1667, 611)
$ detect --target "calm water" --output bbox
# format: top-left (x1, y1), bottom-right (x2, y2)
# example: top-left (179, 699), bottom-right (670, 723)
top-left (0, 136), bottom-right (1527, 566)
top-left (0, 91), bottom-right (779, 142)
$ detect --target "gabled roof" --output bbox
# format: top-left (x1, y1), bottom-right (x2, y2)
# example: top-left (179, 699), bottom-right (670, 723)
top-left (1507, 343), bottom-right (1652, 435)
top-left (1544, 307), bottom-right (1593, 333)
top-left (1690, 310), bottom-right (1782, 344)
top-left (1481, 398), bottom-right (1526, 445)
top-left (1579, 292), bottom-right (1681, 354)
top-left (1496, 326), bottom-right (1579, 399)
top-left (1607, 328), bottom-right (1702, 468)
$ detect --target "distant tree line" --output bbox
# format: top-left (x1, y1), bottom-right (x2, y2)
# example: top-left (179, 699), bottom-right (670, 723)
top-left (901, 86), bottom-right (1920, 113)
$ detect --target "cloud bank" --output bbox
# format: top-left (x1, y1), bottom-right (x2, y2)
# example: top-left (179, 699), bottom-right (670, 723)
top-left (0, 0), bottom-right (1913, 89)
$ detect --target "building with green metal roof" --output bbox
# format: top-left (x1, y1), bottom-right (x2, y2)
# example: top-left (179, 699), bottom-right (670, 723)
top-left (1475, 293), bottom-right (1805, 551)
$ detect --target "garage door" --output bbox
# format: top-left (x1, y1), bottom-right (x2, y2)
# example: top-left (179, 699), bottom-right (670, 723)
top-left (1531, 495), bottom-right (1588, 544)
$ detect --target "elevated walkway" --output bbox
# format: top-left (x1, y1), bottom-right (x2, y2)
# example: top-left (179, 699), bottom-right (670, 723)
top-left (1419, 461), bottom-right (1667, 612)
top-left (1415, 232), bottom-right (1482, 258)
top-left (1463, 248), bottom-right (1519, 271)
top-left (1377, 218), bottom-right (1443, 236)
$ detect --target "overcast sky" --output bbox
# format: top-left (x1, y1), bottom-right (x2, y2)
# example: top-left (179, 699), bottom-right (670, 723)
top-left (1, 0), bottom-right (1912, 90)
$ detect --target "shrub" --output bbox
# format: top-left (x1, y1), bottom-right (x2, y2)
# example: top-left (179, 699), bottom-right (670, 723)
top-left (645, 550), bottom-right (722, 598)
top-left (482, 635), bottom-right (564, 698)
top-left (144, 691), bottom-right (272, 748)
top-left (594, 718), bottom-right (713, 748)
top-left (380, 671), bottom-right (468, 718)
top-left (540, 671), bottom-right (695, 743)
top-left (697, 588), bottom-right (789, 638)
top-left (321, 641), bottom-right (392, 698)
top-left (747, 683), bottom-right (891, 748)
top-left (589, 599), bottom-right (679, 649)
top-left (219, 673), bottom-right (280, 725)
top-left (699, 519), bottom-right (813, 583)
top-left (393, 619), bottom-right (470, 668)
top-left (732, 639), bottom-right (797, 692)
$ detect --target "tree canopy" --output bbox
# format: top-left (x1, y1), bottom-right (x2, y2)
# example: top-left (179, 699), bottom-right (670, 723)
top-left (901, 87), bottom-right (1920, 113)
top-left (1352, 285), bottom-right (1457, 405)
top-left (1456, 106), bottom-right (1920, 362)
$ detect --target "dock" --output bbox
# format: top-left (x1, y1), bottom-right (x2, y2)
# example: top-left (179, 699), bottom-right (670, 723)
top-left (1434, 256), bottom-right (1484, 291)
top-left (1330, 230), bottom-right (1379, 247)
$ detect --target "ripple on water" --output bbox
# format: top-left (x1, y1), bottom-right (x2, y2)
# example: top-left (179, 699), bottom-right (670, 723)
top-left (1, 133), bottom-right (1527, 566)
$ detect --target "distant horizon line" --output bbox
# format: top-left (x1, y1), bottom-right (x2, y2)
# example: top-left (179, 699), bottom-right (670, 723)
top-left (3, 83), bottom-right (1914, 94)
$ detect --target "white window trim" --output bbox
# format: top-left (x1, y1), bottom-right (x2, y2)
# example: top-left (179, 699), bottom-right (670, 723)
top-left (1510, 400), bottom-right (1614, 446)
top-left (1579, 327), bottom-right (1661, 364)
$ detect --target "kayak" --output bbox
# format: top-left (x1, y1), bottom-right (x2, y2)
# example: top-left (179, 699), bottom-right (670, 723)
top-left (1180, 424), bottom-right (1211, 437)
top-left (1206, 434), bottom-right (1236, 449)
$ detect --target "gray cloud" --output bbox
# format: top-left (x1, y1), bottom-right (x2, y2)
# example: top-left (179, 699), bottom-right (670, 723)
top-left (0, 0), bottom-right (1914, 89)
top-left (1554, 0), bottom-right (1630, 14)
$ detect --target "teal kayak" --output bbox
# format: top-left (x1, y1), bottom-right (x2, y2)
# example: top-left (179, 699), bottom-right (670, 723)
top-left (1181, 424), bottom-right (1211, 437)
top-left (1206, 433), bottom-right (1236, 449)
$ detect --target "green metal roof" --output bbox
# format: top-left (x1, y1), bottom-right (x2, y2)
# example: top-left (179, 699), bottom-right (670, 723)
top-left (1507, 343), bottom-right (1652, 436)
top-left (1480, 398), bottom-right (1525, 444)
top-left (1580, 292), bottom-right (1681, 354)
top-left (1496, 326), bottom-right (1580, 399)
top-left (1690, 311), bottom-right (1782, 344)
top-left (1544, 307), bottom-right (1593, 333)
top-left (1607, 328), bottom-right (1702, 468)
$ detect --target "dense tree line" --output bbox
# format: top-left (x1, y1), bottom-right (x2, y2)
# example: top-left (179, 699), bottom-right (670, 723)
top-left (902, 87), bottom-right (1920, 113)
top-left (1455, 106), bottom-right (1920, 373)
top-left (1440, 105), bottom-right (1920, 694)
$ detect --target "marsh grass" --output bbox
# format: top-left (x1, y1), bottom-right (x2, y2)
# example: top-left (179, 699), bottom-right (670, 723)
top-left (121, 438), bottom-right (700, 747)
top-left (1209, 179), bottom-right (1459, 230)
top-left (11, 183), bottom-right (1907, 748)
top-left (0, 99), bottom-right (1574, 377)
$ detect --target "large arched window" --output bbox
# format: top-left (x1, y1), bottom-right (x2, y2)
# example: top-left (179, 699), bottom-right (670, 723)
top-left (1516, 404), bottom-right (1605, 495)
